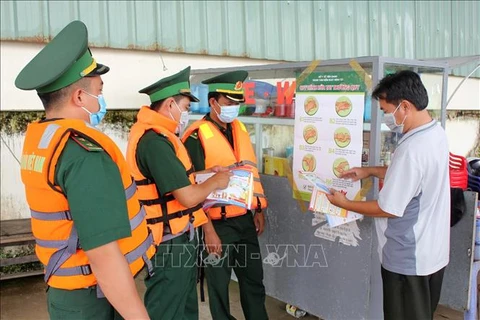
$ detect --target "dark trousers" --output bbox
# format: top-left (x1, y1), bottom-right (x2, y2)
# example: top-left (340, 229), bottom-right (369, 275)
top-left (205, 213), bottom-right (268, 320)
top-left (48, 286), bottom-right (122, 320)
top-left (381, 266), bottom-right (445, 320)
top-left (144, 233), bottom-right (199, 320)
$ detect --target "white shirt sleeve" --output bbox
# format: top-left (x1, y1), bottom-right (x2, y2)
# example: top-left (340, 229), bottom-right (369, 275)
top-left (378, 150), bottom-right (422, 217)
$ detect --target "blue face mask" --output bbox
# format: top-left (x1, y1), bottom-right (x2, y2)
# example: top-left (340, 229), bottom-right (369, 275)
top-left (215, 102), bottom-right (240, 123)
top-left (82, 91), bottom-right (107, 126)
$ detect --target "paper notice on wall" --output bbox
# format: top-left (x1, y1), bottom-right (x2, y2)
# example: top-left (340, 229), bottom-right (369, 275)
top-left (293, 72), bottom-right (365, 207)
top-left (312, 213), bottom-right (362, 247)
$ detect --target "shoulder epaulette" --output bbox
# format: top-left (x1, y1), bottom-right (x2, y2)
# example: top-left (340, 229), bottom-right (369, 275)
top-left (71, 135), bottom-right (103, 152)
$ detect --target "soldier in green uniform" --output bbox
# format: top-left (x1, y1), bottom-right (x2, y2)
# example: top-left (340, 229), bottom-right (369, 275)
top-left (127, 67), bottom-right (232, 320)
top-left (183, 71), bottom-right (269, 320)
top-left (15, 21), bottom-right (152, 319)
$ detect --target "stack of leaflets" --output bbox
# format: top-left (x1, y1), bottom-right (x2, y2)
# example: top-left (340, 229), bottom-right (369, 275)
top-left (195, 169), bottom-right (254, 210)
top-left (299, 171), bottom-right (363, 227)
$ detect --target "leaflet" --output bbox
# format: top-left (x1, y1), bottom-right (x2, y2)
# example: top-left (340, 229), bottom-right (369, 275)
top-left (195, 169), bottom-right (254, 210)
top-left (300, 172), bottom-right (348, 217)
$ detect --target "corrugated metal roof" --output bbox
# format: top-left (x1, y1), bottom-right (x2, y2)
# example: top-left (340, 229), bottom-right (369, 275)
top-left (1, 0), bottom-right (479, 76)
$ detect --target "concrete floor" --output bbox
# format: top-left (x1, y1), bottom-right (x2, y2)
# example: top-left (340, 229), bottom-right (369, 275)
top-left (0, 274), bottom-right (464, 320)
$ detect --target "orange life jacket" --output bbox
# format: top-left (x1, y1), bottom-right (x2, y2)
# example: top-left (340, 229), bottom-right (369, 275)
top-left (126, 106), bottom-right (208, 245)
top-left (182, 119), bottom-right (268, 220)
top-left (20, 119), bottom-right (156, 291)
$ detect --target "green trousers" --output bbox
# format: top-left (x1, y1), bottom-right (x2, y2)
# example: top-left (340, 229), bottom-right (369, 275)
top-left (205, 213), bottom-right (268, 320)
top-left (47, 286), bottom-right (121, 320)
top-left (144, 232), bottom-right (199, 320)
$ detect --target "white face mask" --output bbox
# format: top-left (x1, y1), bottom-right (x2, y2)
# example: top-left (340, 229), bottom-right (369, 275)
top-left (169, 100), bottom-right (189, 136)
top-left (383, 103), bottom-right (406, 133)
top-left (214, 101), bottom-right (240, 123)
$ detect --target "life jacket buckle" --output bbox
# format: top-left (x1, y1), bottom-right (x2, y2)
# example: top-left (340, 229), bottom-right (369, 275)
top-left (81, 265), bottom-right (92, 276)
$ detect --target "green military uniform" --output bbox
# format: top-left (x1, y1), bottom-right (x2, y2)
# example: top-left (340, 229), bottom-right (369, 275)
top-left (48, 136), bottom-right (131, 319)
top-left (136, 68), bottom-right (201, 320)
top-left (183, 72), bottom-right (268, 320)
top-left (15, 21), bottom-right (132, 319)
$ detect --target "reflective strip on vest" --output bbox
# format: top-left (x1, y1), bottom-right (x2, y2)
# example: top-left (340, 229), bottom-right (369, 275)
top-left (125, 232), bottom-right (154, 277)
top-left (130, 206), bottom-right (146, 231)
top-left (199, 123), bottom-right (214, 139)
top-left (35, 238), bottom-right (71, 249)
top-left (32, 180), bottom-right (147, 282)
top-left (31, 209), bottom-right (72, 221)
top-left (125, 180), bottom-right (137, 201)
top-left (254, 193), bottom-right (266, 199)
top-left (125, 232), bottom-right (154, 264)
top-left (160, 222), bottom-right (193, 243)
top-left (43, 225), bottom-right (79, 283)
top-left (38, 124), bottom-right (61, 149)
top-left (53, 264), bottom-right (92, 276)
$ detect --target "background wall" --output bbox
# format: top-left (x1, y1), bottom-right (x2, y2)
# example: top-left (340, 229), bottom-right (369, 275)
top-left (1, 0), bottom-right (478, 76)
top-left (1, 0), bottom-right (479, 221)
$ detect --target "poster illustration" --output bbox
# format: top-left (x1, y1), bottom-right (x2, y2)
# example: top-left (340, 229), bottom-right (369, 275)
top-left (293, 72), bottom-right (365, 227)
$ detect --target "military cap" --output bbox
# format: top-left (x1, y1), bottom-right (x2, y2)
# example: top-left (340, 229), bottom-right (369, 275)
top-left (139, 66), bottom-right (199, 103)
top-left (202, 70), bottom-right (248, 102)
top-left (15, 20), bottom-right (109, 94)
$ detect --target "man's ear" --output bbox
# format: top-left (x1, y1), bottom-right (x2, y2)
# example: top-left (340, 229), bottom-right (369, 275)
top-left (159, 97), bottom-right (174, 111)
top-left (71, 88), bottom-right (85, 108)
top-left (404, 100), bottom-right (415, 113)
top-left (209, 97), bottom-right (217, 106)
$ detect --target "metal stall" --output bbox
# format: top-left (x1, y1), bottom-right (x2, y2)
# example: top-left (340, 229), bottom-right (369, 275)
top-left (189, 56), bottom-right (475, 319)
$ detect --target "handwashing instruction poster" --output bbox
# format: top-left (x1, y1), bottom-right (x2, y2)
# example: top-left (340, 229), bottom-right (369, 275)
top-left (293, 72), bottom-right (365, 209)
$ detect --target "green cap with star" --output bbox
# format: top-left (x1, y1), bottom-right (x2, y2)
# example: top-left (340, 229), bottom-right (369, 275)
top-left (15, 20), bottom-right (109, 94)
top-left (202, 70), bottom-right (248, 102)
top-left (139, 66), bottom-right (199, 103)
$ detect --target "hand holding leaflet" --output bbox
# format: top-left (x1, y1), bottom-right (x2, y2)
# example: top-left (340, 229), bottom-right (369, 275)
top-left (299, 171), bottom-right (348, 217)
top-left (196, 169), bottom-right (254, 210)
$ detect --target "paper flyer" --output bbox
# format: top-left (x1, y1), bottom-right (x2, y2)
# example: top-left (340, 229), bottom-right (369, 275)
top-left (292, 72), bottom-right (365, 227)
top-left (300, 171), bottom-right (348, 217)
top-left (195, 169), bottom-right (254, 210)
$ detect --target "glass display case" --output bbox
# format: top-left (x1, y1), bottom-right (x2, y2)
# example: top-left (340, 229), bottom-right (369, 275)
top-left (189, 56), bottom-right (450, 197)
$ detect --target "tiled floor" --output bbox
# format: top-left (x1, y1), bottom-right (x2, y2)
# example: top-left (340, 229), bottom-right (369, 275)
top-left (0, 274), bottom-right (465, 319)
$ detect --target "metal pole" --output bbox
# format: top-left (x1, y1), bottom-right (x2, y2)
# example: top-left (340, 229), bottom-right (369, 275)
top-left (369, 57), bottom-right (384, 200)
top-left (440, 67), bottom-right (450, 128)
top-left (255, 122), bottom-right (263, 170)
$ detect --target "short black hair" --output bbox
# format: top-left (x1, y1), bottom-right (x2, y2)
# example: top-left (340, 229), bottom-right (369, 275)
top-left (372, 70), bottom-right (429, 111)
top-left (150, 94), bottom-right (184, 111)
top-left (208, 92), bottom-right (223, 103)
top-left (37, 77), bottom-right (91, 111)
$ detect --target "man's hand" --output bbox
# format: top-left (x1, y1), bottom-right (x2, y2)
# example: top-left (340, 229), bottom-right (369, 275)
top-left (210, 165), bottom-right (229, 173)
top-left (254, 212), bottom-right (265, 235)
top-left (326, 189), bottom-right (350, 209)
top-left (209, 171), bottom-right (232, 190)
top-left (340, 167), bottom-right (370, 181)
top-left (204, 229), bottom-right (223, 256)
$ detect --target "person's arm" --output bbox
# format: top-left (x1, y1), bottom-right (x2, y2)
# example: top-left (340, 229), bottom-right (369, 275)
top-left (171, 173), bottom-right (231, 208)
top-left (85, 243), bottom-right (149, 319)
top-left (202, 218), bottom-right (222, 255)
top-left (56, 139), bottom-right (148, 319)
top-left (326, 191), bottom-right (395, 218)
top-left (138, 132), bottom-right (231, 209)
top-left (340, 166), bottom-right (388, 181)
